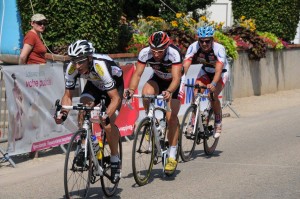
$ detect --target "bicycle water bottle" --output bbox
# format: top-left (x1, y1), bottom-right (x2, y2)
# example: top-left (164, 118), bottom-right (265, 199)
top-left (91, 135), bottom-right (102, 160)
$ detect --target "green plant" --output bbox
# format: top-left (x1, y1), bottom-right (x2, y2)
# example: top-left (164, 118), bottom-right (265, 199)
top-left (257, 31), bottom-right (284, 50)
top-left (214, 31), bottom-right (238, 60)
top-left (231, 0), bottom-right (300, 42)
top-left (226, 26), bottom-right (267, 60)
top-left (126, 33), bottom-right (148, 54)
top-left (18, 0), bottom-right (124, 54)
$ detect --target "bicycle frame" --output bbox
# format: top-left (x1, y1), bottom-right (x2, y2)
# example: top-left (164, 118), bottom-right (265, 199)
top-left (132, 94), bottom-right (170, 169)
top-left (55, 100), bottom-right (104, 176)
top-left (191, 91), bottom-right (210, 135)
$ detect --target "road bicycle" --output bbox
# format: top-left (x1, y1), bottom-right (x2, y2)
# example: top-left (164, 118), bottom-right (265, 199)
top-left (179, 84), bottom-right (219, 162)
top-left (54, 99), bottom-right (122, 198)
top-left (127, 94), bottom-right (180, 186)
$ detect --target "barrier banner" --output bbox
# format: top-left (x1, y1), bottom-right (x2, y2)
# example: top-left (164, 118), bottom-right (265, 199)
top-left (2, 63), bottom-right (78, 155)
top-left (1, 63), bottom-right (222, 156)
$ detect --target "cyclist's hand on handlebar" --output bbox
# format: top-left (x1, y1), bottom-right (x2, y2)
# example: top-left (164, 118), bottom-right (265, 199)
top-left (207, 83), bottom-right (217, 92)
top-left (123, 89), bottom-right (134, 99)
top-left (162, 90), bottom-right (172, 100)
top-left (54, 111), bottom-right (68, 124)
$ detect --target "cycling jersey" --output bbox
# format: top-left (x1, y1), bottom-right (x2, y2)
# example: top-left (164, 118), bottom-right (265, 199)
top-left (137, 44), bottom-right (182, 81)
top-left (65, 54), bottom-right (123, 91)
top-left (184, 41), bottom-right (228, 74)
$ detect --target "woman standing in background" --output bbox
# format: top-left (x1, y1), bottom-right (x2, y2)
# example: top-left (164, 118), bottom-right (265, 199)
top-left (19, 13), bottom-right (47, 64)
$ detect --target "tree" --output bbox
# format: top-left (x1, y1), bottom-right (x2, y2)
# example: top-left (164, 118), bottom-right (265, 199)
top-left (123, 0), bottom-right (215, 20)
top-left (231, 0), bottom-right (300, 42)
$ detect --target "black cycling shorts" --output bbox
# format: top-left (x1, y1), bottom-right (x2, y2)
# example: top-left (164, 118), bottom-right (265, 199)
top-left (81, 76), bottom-right (124, 111)
top-left (148, 74), bottom-right (179, 100)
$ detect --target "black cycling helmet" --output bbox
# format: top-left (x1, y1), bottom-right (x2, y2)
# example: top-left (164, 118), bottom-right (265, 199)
top-left (148, 31), bottom-right (170, 49)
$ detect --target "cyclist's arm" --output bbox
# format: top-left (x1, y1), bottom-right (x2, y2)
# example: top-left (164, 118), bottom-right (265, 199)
top-left (167, 64), bottom-right (182, 94)
top-left (183, 59), bottom-right (192, 75)
top-left (128, 61), bottom-right (146, 91)
top-left (212, 61), bottom-right (223, 85)
top-left (61, 89), bottom-right (73, 114)
top-left (106, 88), bottom-right (121, 118)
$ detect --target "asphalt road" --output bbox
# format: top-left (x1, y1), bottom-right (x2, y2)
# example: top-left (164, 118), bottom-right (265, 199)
top-left (1, 89), bottom-right (300, 199)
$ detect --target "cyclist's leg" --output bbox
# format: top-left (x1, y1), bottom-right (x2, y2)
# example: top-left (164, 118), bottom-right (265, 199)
top-left (79, 81), bottom-right (96, 128)
top-left (165, 85), bottom-right (180, 172)
top-left (210, 72), bottom-right (228, 138)
top-left (142, 76), bottom-right (159, 111)
top-left (102, 77), bottom-right (123, 184)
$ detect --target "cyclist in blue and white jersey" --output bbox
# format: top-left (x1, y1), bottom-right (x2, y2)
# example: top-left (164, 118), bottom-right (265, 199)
top-left (54, 40), bottom-right (123, 184)
top-left (183, 25), bottom-right (229, 139)
top-left (124, 31), bottom-right (183, 173)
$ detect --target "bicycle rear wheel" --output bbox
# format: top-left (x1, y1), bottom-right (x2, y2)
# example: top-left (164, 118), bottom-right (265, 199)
top-left (203, 108), bottom-right (219, 155)
top-left (179, 105), bottom-right (198, 162)
top-left (64, 130), bottom-right (92, 199)
top-left (132, 117), bottom-right (155, 186)
top-left (101, 126), bottom-right (123, 197)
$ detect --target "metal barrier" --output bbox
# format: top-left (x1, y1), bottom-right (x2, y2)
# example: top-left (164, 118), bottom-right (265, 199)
top-left (0, 69), bottom-right (16, 167)
top-left (222, 57), bottom-right (240, 118)
top-left (0, 70), bottom-right (9, 142)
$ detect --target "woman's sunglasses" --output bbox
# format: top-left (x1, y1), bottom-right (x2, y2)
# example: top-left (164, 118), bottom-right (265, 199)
top-left (34, 21), bottom-right (47, 26)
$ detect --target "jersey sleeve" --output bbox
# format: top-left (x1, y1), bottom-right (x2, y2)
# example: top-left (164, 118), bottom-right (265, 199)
top-left (184, 41), bottom-right (198, 62)
top-left (168, 46), bottom-right (183, 66)
top-left (214, 43), bottom-right (227, 65)
top-left (137, 47), bottom-right (150, 65)
top-left (65, 62), bottom-right (79, 89)
top-left (93, 60), bottom-right (116, 90)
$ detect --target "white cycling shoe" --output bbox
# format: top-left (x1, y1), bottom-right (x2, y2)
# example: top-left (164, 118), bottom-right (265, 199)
top-left (213, 123), bottom-right (222, 139)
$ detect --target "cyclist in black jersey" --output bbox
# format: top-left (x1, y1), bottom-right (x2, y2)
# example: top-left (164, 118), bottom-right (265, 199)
top-left (54, 40), bottom-right (123, 184)
top-left (124, 31), bottom-right (183, 173)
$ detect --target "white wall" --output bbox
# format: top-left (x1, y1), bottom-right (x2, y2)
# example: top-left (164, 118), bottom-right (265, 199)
top-left (206, 0), bottom-right (233, 27)
top-left (293, 22), bottom-right (300, 44)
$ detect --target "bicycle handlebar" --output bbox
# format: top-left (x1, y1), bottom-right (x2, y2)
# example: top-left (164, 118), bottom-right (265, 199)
top-left (54, 99), bottom-right (110, 124)
top-left (185, 84), bottom-right (215, 101)
top-left (132, 94), bottom-right (164, 100)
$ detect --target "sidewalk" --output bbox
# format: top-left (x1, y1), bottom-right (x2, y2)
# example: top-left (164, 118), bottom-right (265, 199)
top-left (1, 89), bottom-right (300, 174)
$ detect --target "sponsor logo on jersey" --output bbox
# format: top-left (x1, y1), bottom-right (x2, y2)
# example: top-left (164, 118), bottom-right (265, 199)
top-left (95, 63), bottom-right (104, 76)
top-left (68, 65), bottom-right (76, 75)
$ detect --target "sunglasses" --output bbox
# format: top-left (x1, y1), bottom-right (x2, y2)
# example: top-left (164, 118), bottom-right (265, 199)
top-left (34, 21), bottom-right (47, 26)
top-left (71, 58), bottom-right (88, 65)
top-left (151, 49), bottom-right (165, 54)
top-left (199, 39), bottom-right (212, 44)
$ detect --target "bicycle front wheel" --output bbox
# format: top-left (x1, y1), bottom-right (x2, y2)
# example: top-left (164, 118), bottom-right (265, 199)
top-left (101, 126), bottom-right (123, 197)
top-left (64, 130), bottom-right (92, 199)
top-left (203, 108), bottom-right (219, 155)
top-left (179, 104), bottom-right (198, 162)
top-left (132, 117), bottom-right (155, 186)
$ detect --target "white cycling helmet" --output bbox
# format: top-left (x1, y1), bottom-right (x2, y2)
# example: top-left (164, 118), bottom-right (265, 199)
top-left (68, 40), bottom-right (94, 57)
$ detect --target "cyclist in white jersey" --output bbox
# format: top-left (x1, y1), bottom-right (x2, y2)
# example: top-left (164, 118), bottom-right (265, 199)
top-left (54, 40), bottom-right (123, 184)
top-left (124, 31), bottom-right (183, 173)
top-left (183, 25), bottom-right (229, 138)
